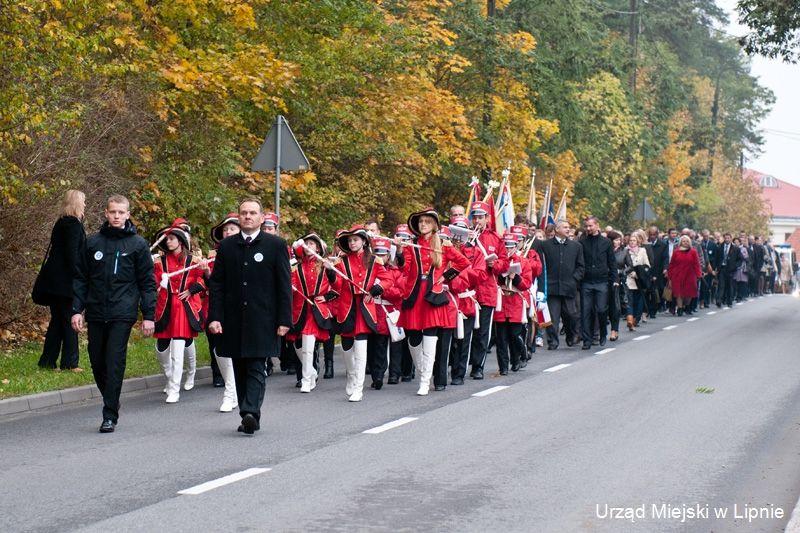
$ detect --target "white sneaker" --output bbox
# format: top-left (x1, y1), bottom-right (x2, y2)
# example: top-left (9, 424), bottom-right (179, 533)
top-left (219, 397), bottom-right (237, 412)
top-left (417, 384), bottom-right (429, 396)
top-left (300, 381), bottom-right (311, 393)
top-left (166, 392), bottom-right (180, 404)
top-left (183, 374), bottom-right (195, 391)
top-left (348, 390), bottom-right (363, 402)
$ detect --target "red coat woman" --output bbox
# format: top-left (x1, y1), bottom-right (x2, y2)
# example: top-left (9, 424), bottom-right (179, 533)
top-left (288, 233), bottom-right (337, 393)
top-left (332, 225), bottom-right (391, 402)
top-left (397, 208), bottom-right (470, 396)
top-left (493, 233), bottom-right (533, 374)
top-left (152, 220), bottom-right (205, 403)
top-left (668, 236), bottom-right (703, 308)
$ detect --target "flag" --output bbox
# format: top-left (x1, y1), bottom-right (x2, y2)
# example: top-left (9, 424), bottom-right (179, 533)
top-left (555, 189), bottom-right (568, 221)
top-left (495, 177), bottom-right (516, 235)
top-left (526, 168), bottom-right (536, 223)
top-left (484, 185), bottom-right (497, 233)
top-left (465, 176), bottom-right (481, 223)
top-left (539, 179), bottom-right (554, 229)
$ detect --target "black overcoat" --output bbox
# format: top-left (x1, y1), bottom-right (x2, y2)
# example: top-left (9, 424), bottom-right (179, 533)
top-left (536, 237), bottom-right (585, 298)
top-left (208, 231), bottom-right (292, 359)
top-left (38, 216), bottom-right (86, 300)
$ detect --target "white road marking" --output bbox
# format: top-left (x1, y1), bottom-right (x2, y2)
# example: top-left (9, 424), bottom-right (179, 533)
top-left (363, 417), bottom-right (418, 434)
top-left (543, 364), bottom-right (571, 373)
top-left (662, 325), bottom-right (678, 331)
top-left (471, 385), bottom-right (510, 397)
top-left (706, 311), bottom-right (716, 315)
top-left (686, 317), bottom-right (699, 322)
top-left (594, 348), bottom-right (615, 355)
top-left (178, 468), bottom-right (270, 495)
top-left (633, 335), bottom-right (651, 341)
top-left (736, 302), bottom-right (743, 306)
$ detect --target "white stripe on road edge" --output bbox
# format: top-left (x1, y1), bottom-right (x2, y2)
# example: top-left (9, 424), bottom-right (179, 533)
top-left (686, 317), bottom-right (699, 322)
top-left (595, 348), bottom-right (615, 355)
top-left (363, 417), bottom-right (418, 434)
top-left (178, 468), bottom-right (270, 495)
top-left (662, 325), bottom-right (678, 331)
top-left (543, 364), bottom-right (571, 373)
top-left (633, 335), bottom-right (651, 341)
top-left (785, 493), bottom-right (800, 532)
top-left (472, 385), bottom-right (510, 397)
top-left (706, 311), bottom-right (716, 315)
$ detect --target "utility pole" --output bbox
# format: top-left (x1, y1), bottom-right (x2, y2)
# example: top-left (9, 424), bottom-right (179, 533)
top-left (708, 68), bottom-right (721, 181)
top-left (628, 0), bottom-right (639, 95)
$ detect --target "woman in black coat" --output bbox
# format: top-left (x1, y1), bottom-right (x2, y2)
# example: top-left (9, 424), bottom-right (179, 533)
top-left (36, 190), bottom-right (87, 371)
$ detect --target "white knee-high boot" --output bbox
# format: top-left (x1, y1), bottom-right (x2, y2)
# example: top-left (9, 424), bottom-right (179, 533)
top-left (215, 352), bottom-right (237, 412)
top-left (155, 343), bottom-right (171, 394)
top-left (349, 338), bottom-right (368, 402)
top-left (300, 334), bottom-right (318, 393)
top-left (417, 335), bottom-right (438, 396)
top-left (183, 341), bottom-right (196, 390)
top-left (166, 339), bottom-right (185, 403)
top-left (343, 342), bottom-right (355, 398)
top-left (408, 337), bottom-right (423, 382)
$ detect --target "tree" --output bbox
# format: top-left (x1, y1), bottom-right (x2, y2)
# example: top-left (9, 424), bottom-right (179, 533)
top-left (738, 0), bottom-right (800, 62)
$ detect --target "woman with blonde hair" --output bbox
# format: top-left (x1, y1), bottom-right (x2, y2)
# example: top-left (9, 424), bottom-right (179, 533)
top-left (623, 230), bottom-right (650, 330)
top-left (35, 190), bottom-right (87, 371)
top-left (667, 235), bottom-right (703, 315)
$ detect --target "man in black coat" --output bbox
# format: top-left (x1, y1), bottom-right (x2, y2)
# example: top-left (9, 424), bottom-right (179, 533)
top-left (713, 233), bottom-right (740, 307)
top-left (72, 195), bottom-right (156, 433)
top-left (646, 226), bottom-right (667, 317)
top-left (208, 199), bottom-right (292, 435)
top-left (536, 220), bottom-right (585, 350)
top-left (578, 216), bottom-right (616, 349)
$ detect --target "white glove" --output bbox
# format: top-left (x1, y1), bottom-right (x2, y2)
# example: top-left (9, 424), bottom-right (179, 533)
top-left (292, 239), bottom-right (305, 250)
top-left (535, 291), bottom-right (546, 303)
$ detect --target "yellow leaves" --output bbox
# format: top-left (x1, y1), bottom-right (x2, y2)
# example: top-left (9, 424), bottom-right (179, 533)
top-left (502, 31), bottom-right (537, 54)
top-left (232, 3), bottom-right (257, 29)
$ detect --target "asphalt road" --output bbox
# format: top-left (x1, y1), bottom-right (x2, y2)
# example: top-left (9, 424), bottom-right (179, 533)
top-left (2, 294), bottom-right (800, 532)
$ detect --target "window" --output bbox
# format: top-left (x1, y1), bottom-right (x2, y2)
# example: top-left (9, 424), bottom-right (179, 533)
top-left (760, 175), bottom-right (778, 188)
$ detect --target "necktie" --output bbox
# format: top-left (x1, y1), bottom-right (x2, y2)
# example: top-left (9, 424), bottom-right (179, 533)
top-left (245, 236), bottom-right (252, 244)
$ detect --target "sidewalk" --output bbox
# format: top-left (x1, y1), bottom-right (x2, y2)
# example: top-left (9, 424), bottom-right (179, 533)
top-left (0, 367), bottom-right (213, 416)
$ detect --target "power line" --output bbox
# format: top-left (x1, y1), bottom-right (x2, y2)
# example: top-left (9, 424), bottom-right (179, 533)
top-left (587, 0), bottom-right (639, 15)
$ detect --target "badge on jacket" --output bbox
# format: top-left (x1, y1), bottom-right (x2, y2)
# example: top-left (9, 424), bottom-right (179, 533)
top-left (94, 251), bottom-right (103, 260)
top-left (254, 252), bottom-right (264, 263)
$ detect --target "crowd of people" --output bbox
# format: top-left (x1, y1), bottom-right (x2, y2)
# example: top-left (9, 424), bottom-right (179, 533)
top-left (31, 189), bottom-right (795, 435)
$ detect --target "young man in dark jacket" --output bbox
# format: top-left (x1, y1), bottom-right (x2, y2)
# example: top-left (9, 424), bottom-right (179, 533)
top-left (578, 216), bottom-right (616, 349)
top-left (72, 195), bottom-right (156, 433)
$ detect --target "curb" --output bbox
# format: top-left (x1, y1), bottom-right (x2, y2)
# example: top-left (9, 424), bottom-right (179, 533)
top-left (0, 366), bottom-right (213, 417)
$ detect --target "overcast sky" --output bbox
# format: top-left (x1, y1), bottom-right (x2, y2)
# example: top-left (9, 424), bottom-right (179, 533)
top-left (717, 0), bottom-right (800, 186)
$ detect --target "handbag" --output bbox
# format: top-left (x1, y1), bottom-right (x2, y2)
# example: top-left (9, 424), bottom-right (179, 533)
top-left (31, 241), bottom-right (53, 306)
top-left (662, 282), bottom-right (672, 302)
top-left (634, 264), bottom-right (652, 290)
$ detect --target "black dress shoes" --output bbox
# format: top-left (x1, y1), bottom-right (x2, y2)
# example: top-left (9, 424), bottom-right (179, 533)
top-left (241, 414), bottom-right (258, 435)
top-left (519, 359), bottom-right (528, 369)
top-left (213, 376), bottom-right (225, 388)
top-left (371, 380), bottom-right (383, 390)
top-left (434, 385), bottom-right (446, 391)
top-left (511, 364), bottom-right (520, 372)
top-left (99, 419), bottom-right (115, 433)
top-left (499, 369), bottom-right (509, 376)
top-left (472, 369), bottom-right (484, 380)
top-left (323, 361), bottom-right (334, 379)
top-left (387, 376), bottom-right (399, 385)
top-left (451, 377), bottom-right (464, 385)
top-left (401, 375), bottom-right (413, 382)
top-left (599, 337), bottom-right (607, 346)
top-left (582, 343), bottom-right (591, 350)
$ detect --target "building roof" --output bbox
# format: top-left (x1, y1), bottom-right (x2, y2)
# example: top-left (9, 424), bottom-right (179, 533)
top-left (744, 168), bottom-right (800, 219)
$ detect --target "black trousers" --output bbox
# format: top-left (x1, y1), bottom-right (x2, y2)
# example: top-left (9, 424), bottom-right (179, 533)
top-left (87, 321), bottom-right (134, 423)
top-left (433, 328), bottom-right (454, 387)
top-left (388, 339), bottom-right (412, 378)
top-left (368, 333), bottom-right (390, 383)
top-left (207, 330), bottom-right (222, 381)
top-left (546, 295), bottom-right (579, 347)
top-left (450, 314), bottom-right (475, 380)
top-left (469, 306), bottom-right (494, 371)
top-left (232, 357), bottom-right (267, 422)
top-left (39, 297), bottom-right (79, 369)
top-left (718, 272), bottom-right (735, 306)
top-left (495, 320), bottom-right (525, 371)
top-left (580, 282), bottom-right (608, 344)
top-left (323, 335), bottom-right (336, 363)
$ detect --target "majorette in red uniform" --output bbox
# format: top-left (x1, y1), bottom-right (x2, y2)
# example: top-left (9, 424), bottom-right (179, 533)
top-left (153, 219), bottom-right (205, 404)
top-left (387, 225), bottom-right (414, 383)
top-left (466, 200), bottom-right (509, 380)
top-left (332, 225), bottom-right (392, 402)
top-left (397, 208), bottom-right (470, 396)
top-left (493, 232), bottom-right (534, 374)
top-left (508, 224), bottom-right (544, 359)
top-left (204, 212), bottom-right (240, 412)
top-left (367, 236), bottom-right (404, 389)
top-left (446, 215), bottom-right (484, 385)
top-left (288, 233), bottom-right (337, 393)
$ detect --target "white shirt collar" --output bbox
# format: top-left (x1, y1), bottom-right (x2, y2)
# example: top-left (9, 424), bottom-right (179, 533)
top-left (241, 229), bottom-right (260, 241)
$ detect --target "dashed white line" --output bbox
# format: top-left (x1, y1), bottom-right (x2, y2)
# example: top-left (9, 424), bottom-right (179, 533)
top-left (736, 302), bottom-right (743, 306)
top-left (595, 348), bottom-right (615, 355)
top-left (363, 417), bottom-right (418, 434)
top-left (686, 317), bottom-right (699, 322)
top-left (706, 311), bottom-right (717, 315)
top-left (633, 335), bottom-right (651, 341)
top-left (471, 385), bottom-right (510, 397)
top-left (178, 468), bottom-right (271, 495)
top-left (543, 364), bottom-right (572, 373)
top-left (662, 325), bottom-right (678, 331)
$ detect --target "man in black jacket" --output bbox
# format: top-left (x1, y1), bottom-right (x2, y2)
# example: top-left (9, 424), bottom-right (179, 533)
top-left (72, 195), bottom-right (156, 433)
top-left (646, 227), bottom-right (667, 317)
top-left (714, 233), bottom-right (740, 307)
top-left (208, 199), bottom-right (292, 436)
top-left (579, 216), bottom-right (616, 349)
top-left (536, 220), bottom-right (585, 350)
